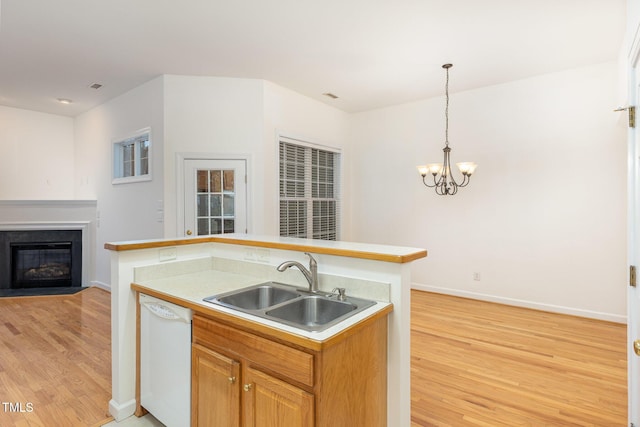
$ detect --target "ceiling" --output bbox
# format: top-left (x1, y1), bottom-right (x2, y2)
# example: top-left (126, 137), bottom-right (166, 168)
top-left (0, 0), bottom-right (627, 117)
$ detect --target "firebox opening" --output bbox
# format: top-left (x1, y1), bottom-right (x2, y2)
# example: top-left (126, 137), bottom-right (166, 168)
top-left (11, 242), bottom-right (73, 288)
top-left (0, 229), bottom-right (82, 293)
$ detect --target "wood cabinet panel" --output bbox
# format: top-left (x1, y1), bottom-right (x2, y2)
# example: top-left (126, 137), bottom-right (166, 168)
top-left (243, 367), bottom-right (314, 427)
top-left (191, 344), bottom-right (241, 427)
top-left (193, 315), bottom-right (314, 387)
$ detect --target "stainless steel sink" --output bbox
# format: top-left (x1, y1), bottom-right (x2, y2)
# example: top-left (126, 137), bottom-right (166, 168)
top-left (266, 296), bottom-right (357, 329)
top-left (204, 282), bottom-right (300, 310)
top-left (204, 282), bottom-right (377, 332)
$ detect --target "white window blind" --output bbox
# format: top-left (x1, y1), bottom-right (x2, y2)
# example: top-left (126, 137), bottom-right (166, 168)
top-left (279, 138), bottom-right (340, 240)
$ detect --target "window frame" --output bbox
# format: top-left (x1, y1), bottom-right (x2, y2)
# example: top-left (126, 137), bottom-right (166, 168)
top-left (112, 128), bottom-right (152, 184)
top-left (278, 135), bottom-right (341, 241)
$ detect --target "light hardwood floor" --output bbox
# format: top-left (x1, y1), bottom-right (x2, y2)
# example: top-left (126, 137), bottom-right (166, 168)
top-left (0, 287), bottom-right (627, 426)
top-left (0, 287), bottom-right (112, 427)
top-left (411, 290), bottom-right (627, 426)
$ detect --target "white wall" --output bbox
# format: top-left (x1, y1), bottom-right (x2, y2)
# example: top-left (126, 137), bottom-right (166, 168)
top-left (162, 75), bottom-right (264, 237)
top-left (0, 106), bottom-right (75, 199)
top-left (74, 77), bottom-right (165, 287)
top-left (162, 76), bottom-right (350, 238)
top-left (350, 62), bottom-right (627, 321)
top-left (262, 81), bottom-right (351, 237)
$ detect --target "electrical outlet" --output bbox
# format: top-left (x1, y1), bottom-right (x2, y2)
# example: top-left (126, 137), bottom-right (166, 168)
top-left (254, 248), bottom-right (270, 263)
top-left (244, 248), bottom-right (270, 263)
top-left (159, 247), bottom-right (177, 262)
top-left (473, 272), bottom-right (481, 281)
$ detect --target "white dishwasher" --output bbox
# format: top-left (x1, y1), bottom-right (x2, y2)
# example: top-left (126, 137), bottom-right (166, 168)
top-left (140, 293), bottom-right (192, 427)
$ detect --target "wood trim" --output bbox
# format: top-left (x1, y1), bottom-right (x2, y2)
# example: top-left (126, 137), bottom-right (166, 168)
top-left (104, 236), bottom-right (427, 264)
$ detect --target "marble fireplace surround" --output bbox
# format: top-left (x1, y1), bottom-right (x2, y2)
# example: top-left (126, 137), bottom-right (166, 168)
top-left (0, 200), bottom-right (97, 288)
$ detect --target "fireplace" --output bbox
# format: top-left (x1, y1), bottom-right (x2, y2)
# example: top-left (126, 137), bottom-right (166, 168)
top-left (0, 230), bottom-right (82, 290)
top-left (12, 242), bottom-right (73, 288)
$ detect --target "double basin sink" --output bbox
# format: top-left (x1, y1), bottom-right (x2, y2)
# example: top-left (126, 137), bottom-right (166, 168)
top-left (204, 282), bottom-right (376, 332)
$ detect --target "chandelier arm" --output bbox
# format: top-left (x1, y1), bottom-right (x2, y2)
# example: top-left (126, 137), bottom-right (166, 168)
top-left (434, 174), bottom-right (446, 195)
top-left (422, 175), bottom-right (438, 188)
top-left (448, 180), bottom-right (458, 195)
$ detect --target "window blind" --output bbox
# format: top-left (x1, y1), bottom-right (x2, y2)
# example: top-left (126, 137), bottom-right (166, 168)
top-left (279, 139), bottom-right (340, 240)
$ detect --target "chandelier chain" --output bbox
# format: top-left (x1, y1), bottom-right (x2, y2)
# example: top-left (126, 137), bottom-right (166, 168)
top-left (445, 65), bottom-right (449, 147)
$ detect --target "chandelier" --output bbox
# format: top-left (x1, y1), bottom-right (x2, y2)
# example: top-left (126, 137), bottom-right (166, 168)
top-left (418, 63), bottom-right (477, 195)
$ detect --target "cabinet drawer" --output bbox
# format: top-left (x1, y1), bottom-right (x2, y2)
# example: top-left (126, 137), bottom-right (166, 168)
top-left (193, 315), bottom-right (314, 387)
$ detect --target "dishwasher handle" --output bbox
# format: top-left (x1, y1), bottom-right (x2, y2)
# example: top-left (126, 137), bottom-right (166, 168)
top-left (143, 302), bottom-right (182, 320)
top-left (140, 293), bottom-right (192, 323)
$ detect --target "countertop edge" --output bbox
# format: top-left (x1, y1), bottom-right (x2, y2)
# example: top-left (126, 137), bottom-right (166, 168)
top-left (105, 235), bottom-right (427, 264)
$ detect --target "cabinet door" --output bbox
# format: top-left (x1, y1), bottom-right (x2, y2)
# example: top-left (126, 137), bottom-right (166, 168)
top-left (192, 344), bottom-right (241, 427)
top-left (243, 367), bottom-right (314, 427)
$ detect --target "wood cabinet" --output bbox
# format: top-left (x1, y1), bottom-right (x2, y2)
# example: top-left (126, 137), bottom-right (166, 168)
top-left (191, 344), bottom-right (240, 426)
top-left (191, 309), bottom-right (389, 427)
top-left (243, 366), bottom-right (314, 426)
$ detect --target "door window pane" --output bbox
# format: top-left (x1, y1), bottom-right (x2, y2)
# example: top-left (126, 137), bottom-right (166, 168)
top-left (210, 195), bottom-right (222, 216)
top-left (223, 170), bottom-right (235, 192)
top-left (197, 194), bottom-right (208, 216)
top-left (211, 219), bottom-right (222, 234)
top-left (195, 168), bottom-right (237, 236)
top-left (197, 171), bottom-right (208, 193)
top-left (223, 195), bottom-right (235, 216)
top-left (197, 218), bottom-right (209, 236)
top-left (210, 170), bottom-right (222, 193)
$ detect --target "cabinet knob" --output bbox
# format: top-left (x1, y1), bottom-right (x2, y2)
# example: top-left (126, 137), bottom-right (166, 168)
top-left (243, 383), bottom-right (252, 392)
top-left (228, 376), bottom-right (236, 384)
top-left (186, 229), bottom-right (193, 236)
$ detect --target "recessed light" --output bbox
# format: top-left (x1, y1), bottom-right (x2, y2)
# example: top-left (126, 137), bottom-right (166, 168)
top-left (57, 98), bottom-right (72, 104)
top-left (322, 92), bottom-right (339, 99)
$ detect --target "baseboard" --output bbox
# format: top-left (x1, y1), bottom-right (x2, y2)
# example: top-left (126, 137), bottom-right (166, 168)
top-left (91, 281), bottom-right (111, 292)
top-left (108, 398), bottom-right (136, 422)
top-left (412, 283), bottom-right (627, 324)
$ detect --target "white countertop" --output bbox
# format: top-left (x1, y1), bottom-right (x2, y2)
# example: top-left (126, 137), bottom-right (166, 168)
top-left (133, 268), bottom-right (392, 342)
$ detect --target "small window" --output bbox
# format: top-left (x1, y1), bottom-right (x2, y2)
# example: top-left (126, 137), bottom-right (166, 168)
top-left (279, 137), bottom-right (340, 240)
top-left (112, 128), bottom-right (151, 184)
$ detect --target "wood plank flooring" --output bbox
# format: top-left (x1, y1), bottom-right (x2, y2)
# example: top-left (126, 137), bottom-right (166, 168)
top-left (411, 290), bottom-right (627, 426)
top-left (0, 287), bottom-right (113, 427)
top-left (0, 286), bottom-right (628, 426)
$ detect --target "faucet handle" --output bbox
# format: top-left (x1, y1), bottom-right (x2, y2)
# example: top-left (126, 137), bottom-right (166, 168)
top-left (304, 252), bottom-right (317, 265)
top-left (331, 287), bottom-right (347, 301)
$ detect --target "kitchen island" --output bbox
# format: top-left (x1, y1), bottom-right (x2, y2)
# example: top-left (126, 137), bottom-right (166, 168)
top-left (105, 234), bottom-right (426, 426)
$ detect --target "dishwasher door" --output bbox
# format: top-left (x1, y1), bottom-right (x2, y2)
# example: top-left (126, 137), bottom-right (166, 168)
top-left (140, 293), bottom-right (192, 427)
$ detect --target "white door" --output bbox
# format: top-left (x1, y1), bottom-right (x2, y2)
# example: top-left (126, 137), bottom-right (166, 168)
top-left (183, 159), bottom-right (247, 236)
top-left (629, 60), bottom-right (640, 425)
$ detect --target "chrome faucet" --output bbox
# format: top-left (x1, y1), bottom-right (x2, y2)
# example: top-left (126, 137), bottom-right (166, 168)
top-left (277, 252), bottom-right (318, 293)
